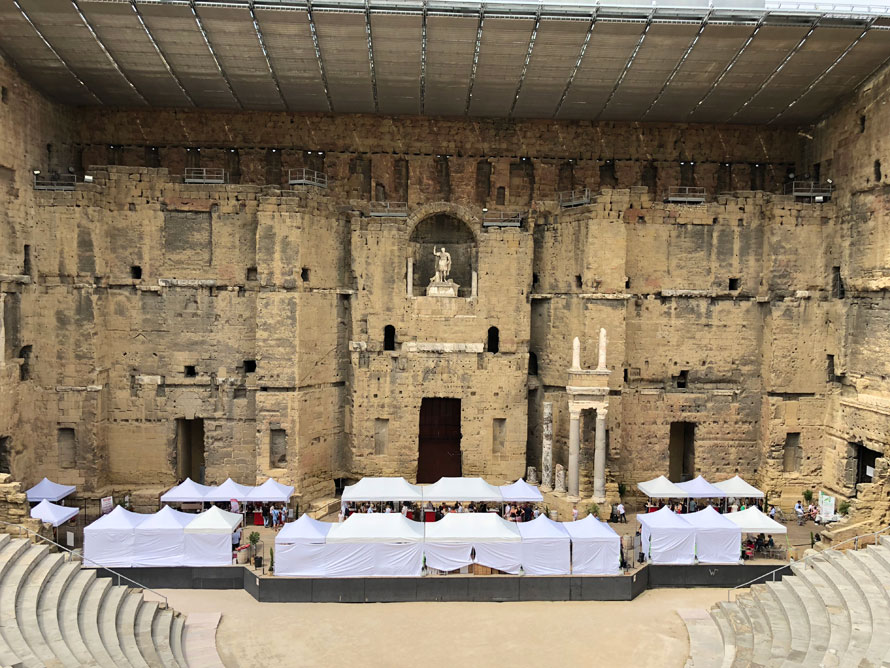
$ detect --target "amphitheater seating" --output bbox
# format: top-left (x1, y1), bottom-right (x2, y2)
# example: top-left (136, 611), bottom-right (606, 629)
top-left (681, 535), bottom-right (890, 667)
top-left (0, 533), bottom-right (223, 667)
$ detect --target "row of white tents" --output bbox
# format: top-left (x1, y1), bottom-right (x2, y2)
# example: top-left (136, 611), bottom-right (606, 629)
top-left (637, 475), bottom-right (764, 499)
top-left (638, 506), bottom-right (786, 564)
top-left (340, 477), bottom-right (543, 503)
top-left (160, 477), bottom-right (294, 503)
top-left (275, 512), bottom-right (618, 577)
top-left (83, 506), bottom-right (242, 568)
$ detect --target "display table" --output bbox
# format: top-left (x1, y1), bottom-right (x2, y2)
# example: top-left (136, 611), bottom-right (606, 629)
top-left (253, 511), bottom-right (263, 526)
top-left (424, 510), bottom-right (436, 523)
top-left (406, 511), bottom-right (414, 520)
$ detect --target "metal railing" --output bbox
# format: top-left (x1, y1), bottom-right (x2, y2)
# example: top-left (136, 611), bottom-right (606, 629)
top-left (482, 211), bottom-right (524, 227)
top-left (0, 519), bottom-right (168, 608)
top-left (33, 173), bottom-right (77, 191)
top-left (184, 167), bottom-right (226, 184)
top-left (784, 180), bottom-right (834, 200)
top-left (664, 185), bottom-right (706, 203)
top-left (558, 188), bottom-right (591, 208)
top-left (728, 524), bottom-right (890, 601)
top-left (288, 168), bottom-right (328, 188)
top-left (369, 201), bottom-right (408, 217)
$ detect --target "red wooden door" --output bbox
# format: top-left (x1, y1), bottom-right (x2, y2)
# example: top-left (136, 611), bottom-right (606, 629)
top-left (417, 398), bottom-right (462, 483)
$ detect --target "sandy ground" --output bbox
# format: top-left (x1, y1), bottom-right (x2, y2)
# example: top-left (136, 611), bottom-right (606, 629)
top-left (158, 586), bottom-right (729, 668)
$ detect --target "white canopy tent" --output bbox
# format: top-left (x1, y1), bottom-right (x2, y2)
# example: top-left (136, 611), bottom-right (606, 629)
top-left (424, 513), bottom-right (521, 573)
top-left (637, 475), bottom-right (688, 499)
top-left (26, 478), bottom-right (75, 503)
top-left (325, 514), bottom-right (424, 577)
top-left (84, 506), bottom-right (147, 568)
top-left (341, 477), bottom-right (423, 503)
top-left (563, 515), bottom-right (621, 575)
top-left (159, 478), bottom-right (211, 503)
top-left (274, 514), bottom-right (334, 577)
top-left (246, 478), bottom-right (294, 503)
top-left (183, 506), bottom-right (242, 566)
top-left (132, 505), bottom-right (194, 567)
top-left (202, 478), bottom-right (255, 503)
top-left (422, 477), bottom-right (503, 502)
top-left (725, 507), bottom-right (787, 534)
top-left (684, 506), bottom-right (741, 564)
top-left (516, 515), bottom-right (570, 575)
top-left (499, 479), bottom-right (543, 503)
top-left (637, 507), bottom-right (696, 565)
top-left (30, 499), bottom-right (78, 527)
top-left (676, 476), bottom-right (727, 499)
top-left (713, 475), bottom-right (765, 499)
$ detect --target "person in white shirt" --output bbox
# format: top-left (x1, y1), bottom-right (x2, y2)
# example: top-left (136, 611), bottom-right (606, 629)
top-left (572, 505), bottom-right (579, 521)
top-left (400, 504), bottom-right (409, 517)
top-left (367, 504), bottom-right (376, 513)
top-left (384, 505), bottom-right (392, 513)
top-left (617, 502), bottom-right (626, 523)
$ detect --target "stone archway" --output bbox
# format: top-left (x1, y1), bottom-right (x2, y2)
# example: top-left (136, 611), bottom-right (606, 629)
top-left (409, 208), bottom-right (478, 298)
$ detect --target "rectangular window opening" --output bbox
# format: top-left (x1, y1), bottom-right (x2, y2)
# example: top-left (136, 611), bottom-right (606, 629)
top-left (130, 265), bottom-right (142, 280)
top-left (675, 369), bottom-right (689, 389)
top-left (831, 266), bottom-right (845, 299)
top-left (243, 360), bottom-right (256, 373)
top-left (728, 277), bottom-right (740, 291)
top-left (184, 365), bottom-right (197, 378)
top-left (301, 267), bottom-right (310, 282)
top-left (374, 419), bottom-right (389, 456)
top-left (246, 266), bottom-right (258, 281)
top-left (492, 418), bottom-right (506, 454)
top-left (270, 428), bottom-right (287, 467)
top-left (58, 428), bottom-right (76, 469)
top-left (783, 432), bottom-right (801, 473)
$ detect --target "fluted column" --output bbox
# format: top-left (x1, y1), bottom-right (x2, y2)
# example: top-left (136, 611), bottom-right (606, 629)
top-left (593, 407), bottom-right (608, 502)
top-left (568, 406), bottom-right (581, 499)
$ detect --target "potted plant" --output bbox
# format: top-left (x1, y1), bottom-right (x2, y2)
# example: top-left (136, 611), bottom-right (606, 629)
top-left (269, 547), bottom-right (274, 574)
top-left (802, 489), bottom-right (814, 505)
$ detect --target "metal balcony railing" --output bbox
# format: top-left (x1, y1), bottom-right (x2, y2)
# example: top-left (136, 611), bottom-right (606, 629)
top-left (369, 201), bottom-right (408, 217)
top-left (482, 211), bottom-right (524, 228)
top-left (558, 188), bottom-right (591, 208)
top-left (288, 168), bottom-right (328, 188)
top-left (33, 173), bottom-right (77, 191)
top-left (664, 186), bottom-right (706, 204)
top-left (184, 167), bottom-right (226, 184)
top-left (784, 180), bottom-right (834, 201)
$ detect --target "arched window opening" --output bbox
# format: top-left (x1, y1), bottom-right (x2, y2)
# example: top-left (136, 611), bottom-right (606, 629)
top-left (528, 351), bottom-right (538, 375)
top-left (487, 327), bottom-right (500, 354)
top-left (383, 325), bottom-right (396, 351)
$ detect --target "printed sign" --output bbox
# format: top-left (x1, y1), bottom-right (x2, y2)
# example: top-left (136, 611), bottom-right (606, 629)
top-left (66, 531), bottom-right (75, 547)
top-left (819, 491), bottom-right (835, 519)
top-left (100, 496), bottom-right (113, 515)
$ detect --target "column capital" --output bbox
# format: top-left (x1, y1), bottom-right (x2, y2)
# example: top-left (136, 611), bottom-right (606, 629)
top-left (569, 408), bottom-right (582, 420)
top-left (596, 407), bottom-right (608, 420)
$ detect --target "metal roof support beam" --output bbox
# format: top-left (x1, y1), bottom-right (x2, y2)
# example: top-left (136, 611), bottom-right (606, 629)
top-left (595, 9), bottom-right (654, 120)
top-left (464, 8), bottom-right (484, 115)
top-left (306, 0), bottom-right (334, 112)
top-left (71, 0), bottom-right (148, 104)
top-left (508, 6), bottom-right (540, 117)
top-left (129, 1), bottom-right (194, 106)
top-left (364, 0), bottom-right (380, 112)
top-left (553, 9), bottom-right (596, 118)
top-left (641, 10), bottom-right (710, 120)
top-left (189, 0), bottom-right (242, 108)
top-left (420, 0), bottom-right (427, 114)
top-left (249, 1), bottom-right (288, 109)
top-left (770, 20), bottom-right (872, 124)
top-left (12, 0), bottom-right (102, 103)
top-left (728, 16), bottom-right (822, 122)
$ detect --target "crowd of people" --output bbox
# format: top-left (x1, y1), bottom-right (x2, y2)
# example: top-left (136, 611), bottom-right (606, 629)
top-left (339, 500), bottom-right (545, 522)
top-left (643, 498), bottom-right (766, 514)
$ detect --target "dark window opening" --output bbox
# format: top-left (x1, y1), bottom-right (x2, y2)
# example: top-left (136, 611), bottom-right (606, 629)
top-left (108, 145), bottom-right (122, 166)
top-left (575, 275), bottom-right (583, 289)
top-left (265, 148), bottom-right (282, 185)
top-left (783, 432), bottom-right (801, 473)
top-left (176, 418), bottom-right (205, 483)
top-left (243, 360), bottom-right (256, 373)
top-left (394, 158), bottom-right (409, 202)
top-left (717, 163), bottom-right (732, 193)
top-left (475, 160), bottom-right (492, 205)
top-left (487, 326), bottom-right (500, 354)
top-left (668, 422), bottom-right (695, 482)
top-left (856, 443), bottom-right (880, 484)
top-left (832, 266), bottom-right (845, 299)
top-left (750, 163), bottom-right (765, 191)
top-left (599, 160), bottom-right (617, 187)
top-left (145, 146), bottom-right (160, 168)
top-left (185, 147), bottom-right (200, 170)
top-left (532, 273), bottom-right (539, 286)
top-left (270, 428), bottom-right (287, 468)
top-left (812, 162), bottom-right (821, 182)
top-left (675, 369), bottom-right (689, 389)
top-left (375, 183), bottom-right (386, 201)
top-left (18, 345), bottom-right (32, 382)
top-left (0, 436), bottom-right (9, 474)
top-left (557, 161), bottom-right (574, 192)
top-left (625, 277), bottom-right (631, 289)
top-left (58, 428), bottom-right (76, 469)
top-left (875, 160), bottom-right (882, 182)
top-left (492, 418), bottom-right (506, 454)
top-left (246, 267), bottom-right (258, 281)
top-left (130, 265), bottom-right (142, 280)
top-left (641, 161), bottom-right (657, 193)
top-left (301, 267), bottom-right (310, 282)
top-left (679, 162), bottom-right (695, 188)
top-left (184, 365), bottom-right (197, 378)
top-left (728, 277), bottom-right (740, 291)
top-left (383, 325), bottom-right (396, 351)
top-left (827, 354), bottom-right (836, 383)
top-left (623, 368), bottom-right (629, 383)
top-left (434, 155), bottom-right (451, 200)
top-left (23, 245), bottom-right (32, 277)
top-left (0, 87), bottom-right (7, 104)
top-left (226, 148), bottom-right (241, 184)
top-left (528, 351), bottom-right (538, 376)
top-left (860, 115), bottom-right (866, 133)
top-left (496, 186), bottom-right (505, 206)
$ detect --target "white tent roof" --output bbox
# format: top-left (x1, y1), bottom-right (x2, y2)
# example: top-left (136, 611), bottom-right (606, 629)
top-left (326, 513), bottom-right (423, 543)
top-left (30, 499), bottom-right (78, 527)
top-left (422, 477), bottom-right (503, 502)
top-left (636, 506), bottom-right (693, 530)
top-left (276, 514), bottom-right (333, 544)
top-left (713, 475), bottom-right (765, 499)
top-left (563, 515), bottom-right (620, 540)
top-left (516, 514), bottom-right (569, 540)
top-left (341, 477), bottom-right (423, 502)
top-left (246, 478), bottom-right (294, 503)
top-left (84, 505), bottom-right (147, 532)
top-left (424, 512), bottom-right (520, 542)
top-left (499, 479), bottom-right (543, 503)
top-left (676, 475), bottom-right (727, 499)
top-left (202, 478), bottom-right (255, 502)
top-left (184, 506), bottom-right (242, 534)
top-left (684, 505), bottom-right (738, 530)
top-left (26, 478), bottom-right (76, 502)
top-left (138, 505), bottom-right (195, 532)
top-left (160, 478), bottom-right (211, 503)
top-left (637, 475), bottom-right (688, 499)
top-left (725, 507), bottom-right (787, 534)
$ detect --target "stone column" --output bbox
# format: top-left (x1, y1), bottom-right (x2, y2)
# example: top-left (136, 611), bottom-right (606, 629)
top-left (540, 402), bottom-right (553, 491)
top-left (406, 258), bottom-right (413, 297)
top-left (593, 407), bottom-right (608, 502)
top-left (571, 337), bottom-right (581, 371)
top-left (568, 406), bottom-right (581, 499)
top-left (597, 327), bottom-right (608, 370)
top-left (0, 293), bottom-right (4, 370)
top-left (471, 270), bottom-right (478, 298)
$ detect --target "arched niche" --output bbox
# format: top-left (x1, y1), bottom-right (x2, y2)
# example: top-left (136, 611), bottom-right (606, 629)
top-left (409, 213), bottom-right (477, 297)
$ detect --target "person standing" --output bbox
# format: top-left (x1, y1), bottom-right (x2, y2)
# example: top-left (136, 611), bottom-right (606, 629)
top-left (232, 526), bottom-right (241, 550)
top-left (572, 505), bottom-right (579, 521)
top-left (617, 502), bottom-right (626, 523)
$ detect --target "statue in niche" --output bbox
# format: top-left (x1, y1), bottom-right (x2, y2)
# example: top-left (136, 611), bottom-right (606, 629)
top-left (427, 246), bottom-right (459, 297)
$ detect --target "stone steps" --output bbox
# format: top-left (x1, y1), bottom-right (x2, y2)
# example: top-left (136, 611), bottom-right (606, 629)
top-left (682, 542), bottom-right (890, 668)
top-left (0, 538), bottom-right (223, 667)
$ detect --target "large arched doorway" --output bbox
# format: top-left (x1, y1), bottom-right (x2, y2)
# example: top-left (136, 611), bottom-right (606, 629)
top-left (409, 214), bottom-right (476, 297)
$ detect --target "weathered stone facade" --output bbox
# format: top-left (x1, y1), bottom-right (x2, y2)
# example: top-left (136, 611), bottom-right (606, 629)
top-left (1, 52), bottom-right (889, 528)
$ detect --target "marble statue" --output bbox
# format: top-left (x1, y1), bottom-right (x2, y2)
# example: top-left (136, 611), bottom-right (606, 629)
top-left (432, 247), bottom-right (452, 283)
top-left (597, 327), bottom-right (608, 370)
top-left (555, 464), bottom-right (566, 493)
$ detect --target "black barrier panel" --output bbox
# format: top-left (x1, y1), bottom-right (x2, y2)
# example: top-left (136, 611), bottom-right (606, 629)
top-left (647, 564), bottom-right (792, 588)
top-left (518, 577), bottom-right (572, 601)
top-left (631, 566), bottom-right (649, 598)
top-left (467, 576), bottom-right (520, 602)
top-left (311, 578), bottom-right (365, 603)
top-left (93, 566), bottom-right (243, 591)
top-left (364, 578), bottom-right (418, 603)
top-left (576, 576), bottom-right (631, 600)
top-left (257, 577), bottom-right (312, 603)
top-left (415, 576), bottom-right (471, 601)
